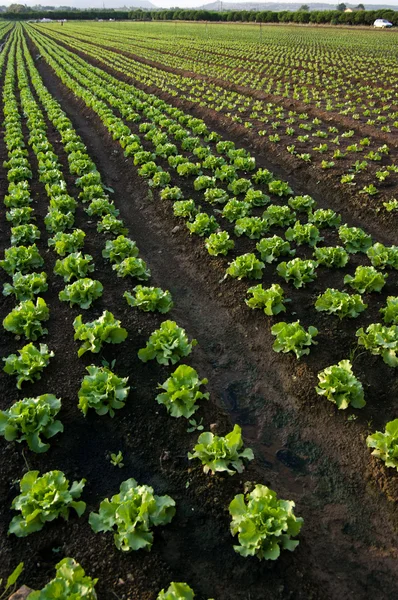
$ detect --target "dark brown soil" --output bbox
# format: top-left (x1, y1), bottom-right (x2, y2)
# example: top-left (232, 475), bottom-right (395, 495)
top-left (0, 28), bottom-right (397, 600)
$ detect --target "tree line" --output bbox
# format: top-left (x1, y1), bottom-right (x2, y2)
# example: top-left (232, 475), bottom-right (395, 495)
top-left (1, 7), bottom-right (397, 25)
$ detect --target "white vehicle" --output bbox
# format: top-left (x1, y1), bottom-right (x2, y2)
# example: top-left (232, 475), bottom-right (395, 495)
top-left (373, 19), bottom-right (393, 28)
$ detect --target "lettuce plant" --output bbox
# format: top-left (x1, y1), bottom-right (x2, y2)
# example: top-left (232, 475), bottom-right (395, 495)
top-left (367, 419), bottom-right (398, 470)
top-left (89, 478), bottom-right (175, 552)
top-left (228, 177), bottom-right (252, 195)
top-left (188, 425), bottom-right (254, 475)
top-left (315, 289), bottom-right (367, 319)
top-left (6, 206), bottom-right (35, 225)
top-left (244, 189), bottom-right (270, 207)
top-left (194, 175), bottom-right (215, 191)
top-left (160, 186), bottom-right (183, 201)
top-left (271, 321), bottom-right (318, 358)
top-left (3, 343), bottom-right (54, 389)
top-left (0, 394), bottom-right (63, 453)
top-left (59, 278), bottom-right (103, 309)
top-left (9, 470), bottom-right (86, 537)
top-left (3, 298), bottom-right (49, 341)
top-left (277, 258), bottom-right (317, 288)
top-left (288, 195), bottom-right (316, 213)
top-left (222, 199), bottom-right (251, 222)
top-left (97, 214), bottom-right (128, 236)
top-left (246, 283), bottom-right (290, 316)
top-left (138, 321), bottom-right (197, 365)
top-left (0, 244), bottom-right (44, 275)
top-left (205, 231), bottom-right (235, 256)
top-left (173, 200), bottom-right (198, 220)
top-left (156, 365), bottom-right (209, 418)
top-left (157, 582), bottom-right (194, 600)
top-left (226, 254), bottom-right (264, 280)
top-left (124, 285), bottom-right (173, 313)
top-left (204, 187), bottom-right (229, 205)
top-left (316, 360), bottom-right (365, 409)
top-left (338, 225), bottom-right (372, 253)
top-left (54, 253), bottom-right (95, 282)
top-left (313, 246), bottom-right (349, 268)
top-left (85, 198), bottom-right (119, 218)
top-left (252, 167), bottom-right (274, 184)
top-left (44, 209), bottom-right (74, 234)
top-left (367, 243), bottom-right (398, 270)
top-left (3, 271), bottom-right (47, 301)
top-left (102, 235), bottom-right (139, 264)
top-left (308, 209), bottom-right (341, 228)
top-left (10, 224), bottom-right (41, 246)
top-left (268, 180), bottom-right (294, 197)
top-left (27, 557), bottom-right (98, 600)
top-left (78, 365), bottom-right (130, 417)
top-left (186, 213), bottom-right (218, 237)
top-left (344, 266), bottom-right (387, 293)
top-left (356, 323), bottom-right (398, 367)
top-left (229, 485), bottom-right (303, 560)
top-left (263, 205), bottom-right (296, 228)
top-left (256, 236), bottom-right (294, 263)
top-left (112, 257), bottom-right (151, 280)
top-left (234, 217), bottom-right (268, 240)
top-left (285, 222), bottom-right (323, 247)
top-left (380, 297), bottom-right (398, 325)
top-left (73, 311), bottom-right (128, 357)
top-left (48, 230), bottom-right (85, 256)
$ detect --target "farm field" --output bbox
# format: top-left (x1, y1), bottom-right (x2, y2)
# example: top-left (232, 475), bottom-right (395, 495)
top-left (0, 20), bottom-right (397, 599)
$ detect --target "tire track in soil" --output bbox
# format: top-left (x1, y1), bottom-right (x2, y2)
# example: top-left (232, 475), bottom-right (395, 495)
top-left (22, 31), bottom-right (398, 600)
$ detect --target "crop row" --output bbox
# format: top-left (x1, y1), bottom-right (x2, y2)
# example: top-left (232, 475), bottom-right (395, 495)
top-left (0, 26), bottom-right (311, 598)
top-left (34, 21), bottom-right (398, 134)
top-left (32, 22), bottom-right (398, 212)
top-left (22, 25), bottom-right (398, 474)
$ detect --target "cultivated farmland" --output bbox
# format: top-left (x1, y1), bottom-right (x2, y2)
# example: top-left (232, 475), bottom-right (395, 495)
top-left (0, 20), bottom-right (398, 599)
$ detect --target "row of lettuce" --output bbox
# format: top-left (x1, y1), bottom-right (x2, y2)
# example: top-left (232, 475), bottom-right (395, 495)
top-left (23, 24), bottom-right (398, 444)
top-left (0, 28), bottom-right (306, 599)
top-left (32, 22), bottom-right (398, 211)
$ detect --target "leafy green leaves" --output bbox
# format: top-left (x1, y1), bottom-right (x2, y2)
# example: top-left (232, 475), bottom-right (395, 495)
top-left (315, 289), bottom-right (367, 319)
top-left (338, 225), bottom-right (372, 254)
top-left (3, 271), bottom-right (47, 302)
top-left (138, 321), bottom-right (197, 365)
top-left (367, 419), bottom-right (398, 470)
top-left (3, 297), bottom-right (49, 341)
top-left (78, 365), bottom-right (130, 417)
top-left (205, 231), bottom-right (235, 256)
top-left (356, 323), bottom-right (398, 367)
top-left (102, 235), bottom-right (139, 264)
top-left (316, 360), bottom-right (365, 409)
top-left (0, 394), bottom-right (63, 452)
top-left (229, 485), bottom-right (303, 560)
top-left (73, 311), bottom-right (128, 357)
top-left (3, 343), bottom-right (54, 389)
top-left (271, 321), bottom-right (318, 358)
top-left (54, 252), bottom-right (94, 282)
top-left (9, 470), bottom-right (86, 537)
top-left (48, 230), bottom-right (85, 256)
top-left (344, 266), bottom-right (387, 293)
top-left (277, 258), bottom-right (317, 288)
top-left (226, 253), bottom-right (264, 280)
top-left (27, 557), bottom-right (98, 600)
top-left (89, 478), bottom-right (175, 552)
top-left (0, 244), bottom-right (44, 275)
top-left (157, 365), bottom-right (209, 418)
top-left (59, 278), bottom-right (103, 309)
top-left (124, 285), bottom-right (173, 313)
top-left (246, 283), bottom-right (290, 316)
top-left (188, 425), bottom-right (254, 475)
top-left (157, 582), bottom-right (194, 600)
